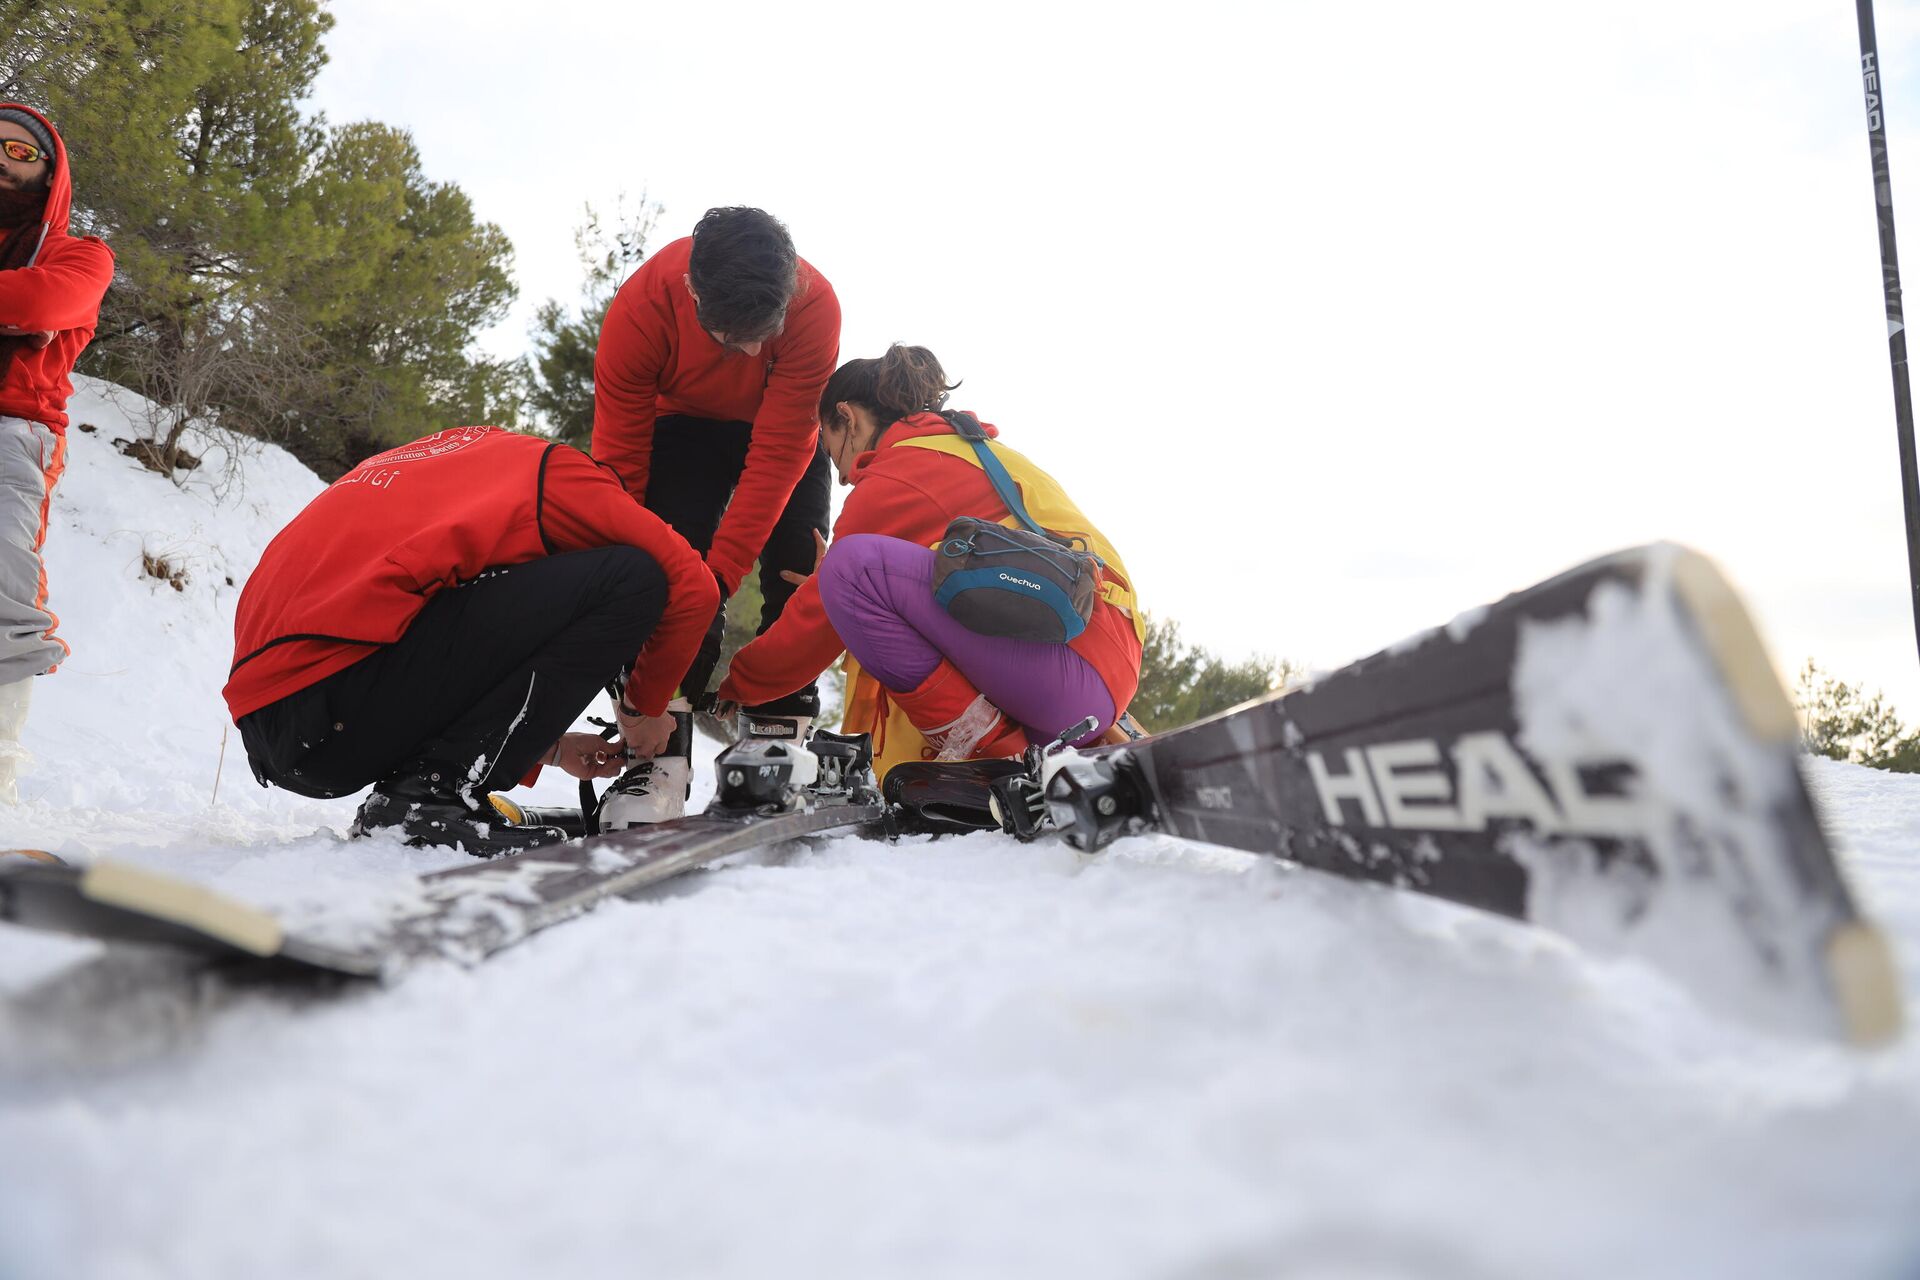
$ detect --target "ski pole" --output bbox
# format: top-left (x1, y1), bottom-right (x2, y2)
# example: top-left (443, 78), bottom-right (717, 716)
top-left (1855, 0), bottom-right (1920, 670)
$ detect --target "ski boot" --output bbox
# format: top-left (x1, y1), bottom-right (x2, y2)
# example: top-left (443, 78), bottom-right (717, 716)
top-left (598, 699), bottom-right (694, 829)
top-left (350, 772), bottom-right (570, 857)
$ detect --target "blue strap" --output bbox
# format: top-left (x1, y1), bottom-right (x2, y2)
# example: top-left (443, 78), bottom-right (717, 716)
top-left (941, 412), bottom-right (1100, 566)
top-left (959, 433), bottom-right (1050, 538)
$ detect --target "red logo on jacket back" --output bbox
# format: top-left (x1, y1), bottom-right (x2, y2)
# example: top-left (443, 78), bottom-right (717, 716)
top-left (358, 426), bottom-right (494, 469)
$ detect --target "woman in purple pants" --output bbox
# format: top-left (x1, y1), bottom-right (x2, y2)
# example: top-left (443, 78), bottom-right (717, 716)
top-left (718, 345), bottom-right (1145, 780)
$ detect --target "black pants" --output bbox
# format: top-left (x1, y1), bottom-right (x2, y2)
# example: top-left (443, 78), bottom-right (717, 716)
top-left (645, 414), bottom-right (832, 716)
top-left (239, 546), bottom-right (668, 801)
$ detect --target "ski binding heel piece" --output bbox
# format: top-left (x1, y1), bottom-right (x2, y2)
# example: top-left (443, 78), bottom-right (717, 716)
top-left (714, 731), bottom-right (880, 812)
top-left (1045, 751), bottom-right (1150, 851)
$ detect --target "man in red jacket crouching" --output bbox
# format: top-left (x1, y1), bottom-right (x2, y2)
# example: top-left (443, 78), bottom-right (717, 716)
top-left (223, 427), bottom-right (719, 854)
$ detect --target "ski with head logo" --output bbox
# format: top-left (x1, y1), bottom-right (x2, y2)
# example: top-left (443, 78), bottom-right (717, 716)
top-left (886, 543), bottom-right (1904, 1047)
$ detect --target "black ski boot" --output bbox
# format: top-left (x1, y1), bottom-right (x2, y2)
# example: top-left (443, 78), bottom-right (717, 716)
top-left (350, 772), bottom-right (569, 857)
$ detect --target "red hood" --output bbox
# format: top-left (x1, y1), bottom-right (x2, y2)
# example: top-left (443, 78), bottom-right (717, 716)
top-left (0, 103), bottom-right (73, 266)
top-left (849, 411), bottom-right (1002, 483)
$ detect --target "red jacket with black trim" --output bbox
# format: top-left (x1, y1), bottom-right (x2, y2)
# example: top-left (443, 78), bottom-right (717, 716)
top-left (591, 235), bottom-right (840, 592)
top-left (0, 103), bottom-right (113, 432)
top-left (717, 414), bottom-right (1142, 711)
top-left (224, 428), bottom-right (719, 723)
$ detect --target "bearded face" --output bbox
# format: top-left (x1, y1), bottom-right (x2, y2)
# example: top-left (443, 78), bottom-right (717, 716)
top-left (0, 129), bottom-right (50, 194)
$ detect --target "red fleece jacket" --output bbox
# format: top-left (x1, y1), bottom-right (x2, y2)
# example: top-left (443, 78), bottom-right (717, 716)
top-left (0, 103), bottom-right (113, 432)
top-left (225, 428), bottom-right (719, 723)
top-left (591, 236), bottom-right (840, 591)
top-left (718, 414), bottom-right (1141, 710)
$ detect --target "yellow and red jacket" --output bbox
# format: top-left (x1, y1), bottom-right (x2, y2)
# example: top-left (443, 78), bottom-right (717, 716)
top-left (0, 103), bottom-right (113, 433)
top-left (225, 427), bottom-right (718, 723)
top-left (719, 412), bottom-right (1143, 779)
top-left (591, 236), bottom-right (840, 592)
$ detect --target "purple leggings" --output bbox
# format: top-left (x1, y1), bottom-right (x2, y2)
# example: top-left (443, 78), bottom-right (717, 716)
top-left (817, 533), bottom-right (1114, 745)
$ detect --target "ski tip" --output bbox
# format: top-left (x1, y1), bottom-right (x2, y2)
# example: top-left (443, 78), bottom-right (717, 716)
top-left (1666, 546), bottom-right (1798, 745)
top-left (1, 848), bottom-right (66, 866)
top-left (79, 861), bottom-right (285, 958)
top-left (1826, 920), bottom-right (1906, 1048)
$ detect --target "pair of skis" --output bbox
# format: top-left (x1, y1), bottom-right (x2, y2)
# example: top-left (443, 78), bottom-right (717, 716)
top-left (0, 544), bottom-right (1904, 1045)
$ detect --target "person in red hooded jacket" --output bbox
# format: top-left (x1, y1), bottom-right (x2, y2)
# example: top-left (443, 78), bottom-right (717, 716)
top-left (0, 104), bottom-right (113, 805)
top-left (716, 345), bottom-right (1144, 785)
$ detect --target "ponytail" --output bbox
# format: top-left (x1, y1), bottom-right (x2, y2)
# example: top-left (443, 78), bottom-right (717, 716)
top-left (818, 344), bottom-right (960, 430)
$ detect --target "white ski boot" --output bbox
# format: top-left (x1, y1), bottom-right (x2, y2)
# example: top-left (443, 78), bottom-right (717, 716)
top-left (598, 699), bottom-right (695, 829)
top-left (0, 677), bottom-right (32, 805)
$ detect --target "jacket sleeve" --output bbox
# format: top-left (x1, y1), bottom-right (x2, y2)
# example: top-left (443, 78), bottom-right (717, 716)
top-left (717, 466), bottom-right (949, 706)
top-left (0, 236), bottom-right (113, 331)
top-left (538, 445), bottom-right (720, 715)
top-left (703, 283), bottom-right (841, 590)
top-left (590, 288), bottom-right (663, 501)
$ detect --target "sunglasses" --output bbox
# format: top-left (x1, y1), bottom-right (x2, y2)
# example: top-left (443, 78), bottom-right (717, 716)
top-left (0, 139), bottom-right (46, 164)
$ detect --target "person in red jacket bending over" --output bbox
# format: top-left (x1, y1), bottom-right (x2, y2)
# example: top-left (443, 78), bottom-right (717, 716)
top-left (593, 206), bottom-right (838, 778)
top-left (0, 104), bottom-right (113, 805)
top-left (224, 427), bottom-right (719, 854)
top-left (716, 345), bottom-right (1145, 784)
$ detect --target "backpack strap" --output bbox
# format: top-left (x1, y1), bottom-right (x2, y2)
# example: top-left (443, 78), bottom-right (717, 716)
top-left (938, 411), bottom-right (1052, 539)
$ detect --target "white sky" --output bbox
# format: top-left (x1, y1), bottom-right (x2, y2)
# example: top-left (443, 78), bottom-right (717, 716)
top-left (307, 0), bottom-right (1920, 717)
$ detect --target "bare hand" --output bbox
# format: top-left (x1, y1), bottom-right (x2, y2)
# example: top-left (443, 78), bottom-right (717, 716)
top-left (548, 732), bottom-right (630, 780)
top-left (617, 707), bottom-right (679, 759)
top-left (780, 528), bottom-right (829, 586)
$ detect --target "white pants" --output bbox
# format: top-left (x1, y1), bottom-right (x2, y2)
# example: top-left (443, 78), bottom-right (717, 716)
top-left (0, 415), bottom-right (65, 685)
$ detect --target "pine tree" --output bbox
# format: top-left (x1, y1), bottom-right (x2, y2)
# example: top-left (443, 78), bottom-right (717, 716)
top-left (1795, 659), bottom-right (1920, 773)
top-left (527, 195), bottom-right (659, 448)
top-left (0, 0), bottom-right (520, 478)
top-left (1130, 614), bottom-right (1297, 732)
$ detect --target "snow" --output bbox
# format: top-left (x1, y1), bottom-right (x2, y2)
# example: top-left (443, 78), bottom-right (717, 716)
top-left (2, 380), bottom-right (1918, 1280)
top-left (1510, 547), bottom-right (1854, 1039)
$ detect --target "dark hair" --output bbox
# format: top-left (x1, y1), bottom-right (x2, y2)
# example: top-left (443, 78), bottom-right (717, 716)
top-left (818, 344), bottom-right (960, 432)
top-left (686, 206), bottom-right (798, 341)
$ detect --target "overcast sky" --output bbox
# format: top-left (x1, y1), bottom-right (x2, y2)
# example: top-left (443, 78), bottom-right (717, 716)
top-left (306, 0), bottom-right (1920, 718)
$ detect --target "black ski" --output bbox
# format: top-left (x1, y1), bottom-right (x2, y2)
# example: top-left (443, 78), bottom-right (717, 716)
top-left (0, 732), bottom-right (886, 980)
top-left (887, 544), bottom-right (1905, 1046)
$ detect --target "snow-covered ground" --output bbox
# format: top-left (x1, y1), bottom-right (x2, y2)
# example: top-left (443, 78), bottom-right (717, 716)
top-left (1, 380), bottom-right (1917, 1280)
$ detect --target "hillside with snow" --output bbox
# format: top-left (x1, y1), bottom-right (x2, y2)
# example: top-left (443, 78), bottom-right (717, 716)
top-left (1, 377), bottom-right (1917, 1280)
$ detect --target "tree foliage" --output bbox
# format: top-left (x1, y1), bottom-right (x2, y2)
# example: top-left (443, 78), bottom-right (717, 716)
top-left (1131, 614), bottom-right (1297, 732)
top-left (527, 195), bottom-right (659, 448)
top-left (0, 0), bottom-right (519, 478)
top-left (1795, 659), bottom-right (1920, 773)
